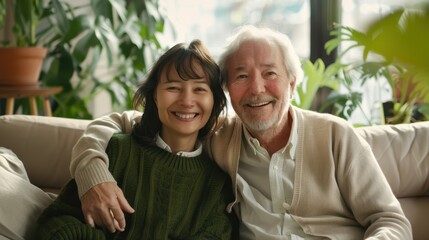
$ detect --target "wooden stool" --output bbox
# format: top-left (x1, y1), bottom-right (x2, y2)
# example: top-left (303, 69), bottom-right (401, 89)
top-left (0, 86), bottom-right (62, 116)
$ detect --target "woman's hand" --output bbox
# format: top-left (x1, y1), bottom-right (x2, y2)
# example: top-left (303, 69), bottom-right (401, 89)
top-left (81, 182), bottom-right (135, 233)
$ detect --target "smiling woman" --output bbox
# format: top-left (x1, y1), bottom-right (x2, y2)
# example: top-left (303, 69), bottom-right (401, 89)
top-left (34, 40), bottom-right (238, 240)
top-left (155, 66), bottom-right (214, 152)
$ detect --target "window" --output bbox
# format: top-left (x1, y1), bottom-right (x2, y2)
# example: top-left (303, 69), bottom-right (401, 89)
top-left (160, 0), bottom-right (310, 60)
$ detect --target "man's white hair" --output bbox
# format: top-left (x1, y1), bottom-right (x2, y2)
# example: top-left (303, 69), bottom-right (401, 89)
top-left (218, 25), bottom-right (303, 88)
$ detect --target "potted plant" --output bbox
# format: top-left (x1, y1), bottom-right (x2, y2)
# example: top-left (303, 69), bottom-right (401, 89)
top-left (1, 0), bottom-right (166, 118)
top-left (0, 0), bottom-right (47, 86)
top-left (324, 3), bottom-right (429, 124)
top-left (39, 0), bottom-right (166, 119)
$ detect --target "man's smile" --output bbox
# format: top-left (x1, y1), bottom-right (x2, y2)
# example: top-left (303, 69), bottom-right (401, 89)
top-left (245, 101), bottom-right (272, 108)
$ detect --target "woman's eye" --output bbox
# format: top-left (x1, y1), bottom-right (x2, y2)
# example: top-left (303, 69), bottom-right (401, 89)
top-left (167, 86), bottom-right (180, 91)
top-left (195, 87), bottom-right (208, 92)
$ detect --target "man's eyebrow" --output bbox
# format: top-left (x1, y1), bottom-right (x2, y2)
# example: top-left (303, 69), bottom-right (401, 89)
top-left (232, 66), bottom-right (246, 72)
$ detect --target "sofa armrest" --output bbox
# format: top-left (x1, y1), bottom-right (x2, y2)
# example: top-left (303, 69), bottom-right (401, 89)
top-left (0, 115), bottom-right (90, 190)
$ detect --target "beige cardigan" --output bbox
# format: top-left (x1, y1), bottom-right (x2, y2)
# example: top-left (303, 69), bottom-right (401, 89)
top-left (70, 107), bottom-right (411, 239)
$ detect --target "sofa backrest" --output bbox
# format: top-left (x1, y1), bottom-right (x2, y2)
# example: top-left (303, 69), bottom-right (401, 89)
top-left (0, 115), bottom-right (90, 190)
top-left (1, 114), bottom-right (428, 198)
top-left (355, 122), bottom-right (429, 198)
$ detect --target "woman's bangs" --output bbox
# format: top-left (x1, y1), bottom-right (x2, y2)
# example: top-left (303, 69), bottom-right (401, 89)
top-left (176, 55), bottom-right (207, 81)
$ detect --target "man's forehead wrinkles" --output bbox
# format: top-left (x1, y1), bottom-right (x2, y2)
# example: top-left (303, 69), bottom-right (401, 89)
top-left (261, 63), bottom-right (275, 68)
top-left (232, 63), bottom-right (275, 72)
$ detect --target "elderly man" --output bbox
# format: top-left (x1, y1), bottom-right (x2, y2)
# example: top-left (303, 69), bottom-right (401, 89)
top-left (70, 25), bottom-right (411, 239)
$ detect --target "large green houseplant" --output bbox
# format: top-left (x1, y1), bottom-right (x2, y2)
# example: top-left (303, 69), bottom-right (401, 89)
top-left (1, 0), bottom-right (166, 118)
top-left (0, 0), bottom-right (45, 46)
top-left (0, 0), bottom-right (47, 86)
top-left (324, 3), bottom-right (429, 124)
top-left (39, 0), bottom-right (166, 119)
top-left (295, 59), bottom-right (364, 122)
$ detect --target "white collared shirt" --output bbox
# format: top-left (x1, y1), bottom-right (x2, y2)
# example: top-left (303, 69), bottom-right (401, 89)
top-left (154, 133), bottom-right (202, 157)
top-left (237, 110), bottom-right (316, 239)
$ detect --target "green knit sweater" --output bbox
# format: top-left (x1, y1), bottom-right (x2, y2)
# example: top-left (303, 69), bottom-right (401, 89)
top-left (35, 134), bottom-right (238, 240)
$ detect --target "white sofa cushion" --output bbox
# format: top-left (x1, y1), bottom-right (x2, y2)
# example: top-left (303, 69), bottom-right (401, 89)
top-left (0, 115), bottom-right (90, 191)
top-left (355, 122), bottom-right (429, 198)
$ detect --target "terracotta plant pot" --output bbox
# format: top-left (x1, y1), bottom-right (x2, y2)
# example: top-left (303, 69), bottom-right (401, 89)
top-left (0, 47), bottom-right (47, 87)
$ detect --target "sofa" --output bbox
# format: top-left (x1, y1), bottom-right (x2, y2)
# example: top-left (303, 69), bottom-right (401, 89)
top-left (0, 114), bottom-right (428, 239)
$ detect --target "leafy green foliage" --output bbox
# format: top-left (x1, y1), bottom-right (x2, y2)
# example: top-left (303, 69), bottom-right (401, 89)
top-left (0, 0), bottom-right (5, 29)
top-left (364, 4), bottom-right (429, 83)
top-left (293, 59), bottom-right (340, 110)
top-left (1, 0), bottom-right (165, 118)
top-left (0, 0), bottom-right (45, 46)
top-left (36, 0), bottom-right (164, 118)
top-left (324, 4), bottom-right (429, 124)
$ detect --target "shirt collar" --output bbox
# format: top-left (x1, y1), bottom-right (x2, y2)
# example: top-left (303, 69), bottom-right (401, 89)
top-left (242, 107), bottom-right (298, 160)
top-left (155, 133), bottom-right (202, 157)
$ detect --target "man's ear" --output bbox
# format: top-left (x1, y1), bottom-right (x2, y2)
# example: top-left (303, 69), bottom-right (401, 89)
top-left (289, 77), bottom-right (297, 98)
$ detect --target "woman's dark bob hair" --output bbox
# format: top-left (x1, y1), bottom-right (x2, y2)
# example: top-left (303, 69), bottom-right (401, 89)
top-left (132, 39), bottom-right (226, 146)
